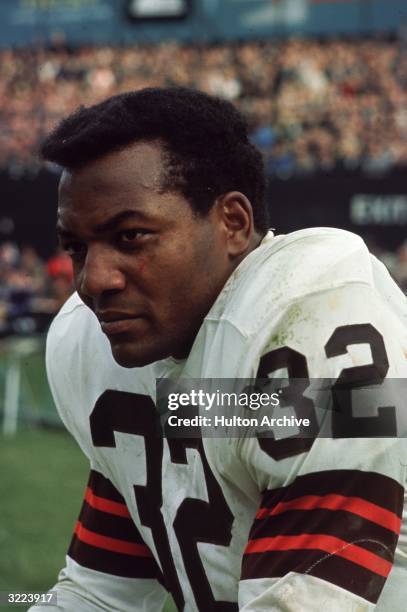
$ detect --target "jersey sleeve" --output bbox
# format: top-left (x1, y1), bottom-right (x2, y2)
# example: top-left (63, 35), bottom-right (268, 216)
top-left (29, 468), bottom-right (167, 612)
top-left (237, 282), bottom-right (407, 611)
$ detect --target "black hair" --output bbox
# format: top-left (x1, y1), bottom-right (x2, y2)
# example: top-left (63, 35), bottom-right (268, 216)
top-left (41, 87), bottom-right (269, 233)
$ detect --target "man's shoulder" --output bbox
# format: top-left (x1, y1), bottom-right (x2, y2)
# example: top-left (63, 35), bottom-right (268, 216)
top-left (46, 293), bottom-right (154, 386)
top-left (46, 293), bottom-right (155, 454)
top-left (253, 226), bottom-right (372, 298)
top-left (49, 292), bottom-right (93, 335)
top-left (46, 293), bottom-right (112, 409)
top-left (209, 227), bottom-right (373, 335)
top-left (46, 292), bottom-right (104, 370)
top-left (50, 292), bottom-right (94, 331)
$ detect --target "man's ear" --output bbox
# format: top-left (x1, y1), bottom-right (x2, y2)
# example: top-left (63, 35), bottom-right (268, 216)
top-left (215, 191), bottom-right (255, 257)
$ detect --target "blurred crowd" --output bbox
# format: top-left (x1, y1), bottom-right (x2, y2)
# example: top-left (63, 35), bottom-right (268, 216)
top-left (0, 242), bottom-right (73, 338)
top-left (1, 37), bottom-right (406, 177)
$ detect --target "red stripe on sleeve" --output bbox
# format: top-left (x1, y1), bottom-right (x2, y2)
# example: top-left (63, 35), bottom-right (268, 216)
top-left (74, 521), bottom-right (153, 557)
top-left (256, 493), bottom-right (402, 534)
top-left (85, 487), bottom-right (132, 518)
top-left (245, 533), bottom-right (392, 577)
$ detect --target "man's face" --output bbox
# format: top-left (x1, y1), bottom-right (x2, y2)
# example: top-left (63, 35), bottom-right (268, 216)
top-left (57, 141), bottom-right (235, 367)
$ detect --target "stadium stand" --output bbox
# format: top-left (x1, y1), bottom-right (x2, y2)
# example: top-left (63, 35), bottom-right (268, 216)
top-left (0, 37), bottom-right (406, 178)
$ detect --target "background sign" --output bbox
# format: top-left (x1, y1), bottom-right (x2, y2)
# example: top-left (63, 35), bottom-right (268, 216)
top-left (126, 0), bottom-right (191, 19)
top-left (0, 0), bottom-right (404, 47)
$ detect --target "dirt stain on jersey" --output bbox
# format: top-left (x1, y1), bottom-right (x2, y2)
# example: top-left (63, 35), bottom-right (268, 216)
top-left (269, 302), bottom-right (312, 347)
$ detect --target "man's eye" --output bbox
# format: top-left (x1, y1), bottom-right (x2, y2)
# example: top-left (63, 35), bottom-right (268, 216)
top-left (117, 230), bottom-right (149, 246)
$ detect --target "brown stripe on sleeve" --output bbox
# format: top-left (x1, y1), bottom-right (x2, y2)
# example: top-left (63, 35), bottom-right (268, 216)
top-left (69, 534), bottom-right (161, 579)
top-left (250, 508), bottom-right (400, 552)
top-left (88, 470), bottom-right (128, 503)
top-left (260, 470), bottom-right (404, 516)
top-left (242, 469), bottom-right (404, 604)
top-left (78, 499), bottom-right (146, 543)
top-left (242, 549), bottom-right (388, 603)
top-left (68, 470), bottom-right (164, 582)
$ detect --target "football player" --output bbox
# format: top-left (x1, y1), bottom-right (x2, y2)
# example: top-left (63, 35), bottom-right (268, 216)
top-left (30, 88), bottom-right (407, 611)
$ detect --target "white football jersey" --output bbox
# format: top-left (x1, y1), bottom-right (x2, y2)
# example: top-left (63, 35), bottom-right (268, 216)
top-left (31, 228), bottom-right (407, 611)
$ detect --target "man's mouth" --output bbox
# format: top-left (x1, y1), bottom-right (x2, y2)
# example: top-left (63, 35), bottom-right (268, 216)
top-left (96, 311), bottom-right (146, 336)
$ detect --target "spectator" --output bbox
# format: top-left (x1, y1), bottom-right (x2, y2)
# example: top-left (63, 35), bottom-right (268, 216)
top-left (0, 242), bottom-right (73, 336)
top-left (0, 37), bottom-right (405, 177)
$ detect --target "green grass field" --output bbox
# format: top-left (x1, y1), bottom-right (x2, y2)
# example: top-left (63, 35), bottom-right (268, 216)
top-left (0, 430), bottom-right (88, 592)
top-left (0, 429), bottom-right (88, 610)
top-left (0, 428), bottom-right (176, 611)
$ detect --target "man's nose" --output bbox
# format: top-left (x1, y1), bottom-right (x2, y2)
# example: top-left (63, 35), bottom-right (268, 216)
top-left (78, 246), bottom-right (125, 299)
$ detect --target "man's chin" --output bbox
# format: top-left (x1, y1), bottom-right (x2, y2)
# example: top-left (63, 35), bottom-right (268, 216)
top-left (109, 338), bottom-right (169, 368)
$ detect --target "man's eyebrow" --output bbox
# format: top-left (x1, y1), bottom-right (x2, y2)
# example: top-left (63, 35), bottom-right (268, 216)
top-left (56, 210), bottom-right (150, 237)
